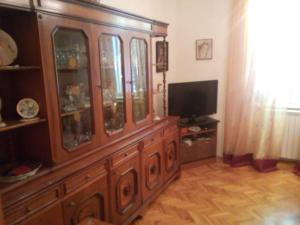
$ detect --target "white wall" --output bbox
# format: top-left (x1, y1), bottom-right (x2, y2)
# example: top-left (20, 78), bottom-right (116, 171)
top-left (101, 0), bottom-right (232, 156)
top-left (174, 0), bottom-right (232, 156)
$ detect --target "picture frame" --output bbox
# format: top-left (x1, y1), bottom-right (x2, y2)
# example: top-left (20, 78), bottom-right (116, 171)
top-left (196, 39), bottom-right (213, 60)
top-left (156, 41), bottom-right (169, 73)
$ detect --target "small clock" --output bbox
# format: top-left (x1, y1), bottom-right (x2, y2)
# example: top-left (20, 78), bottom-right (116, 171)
top-left (16, 98), bottom-right (39, 121)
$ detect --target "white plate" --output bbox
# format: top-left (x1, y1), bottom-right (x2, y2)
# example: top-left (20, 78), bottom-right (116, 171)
top-left (17, 98), bottom-right (39, 119)
top-left (0, 29), bottom-right (18, 66)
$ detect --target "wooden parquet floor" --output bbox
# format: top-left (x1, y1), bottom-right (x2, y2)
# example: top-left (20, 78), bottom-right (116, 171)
top-left (132, 161), bottom-right (300, 225)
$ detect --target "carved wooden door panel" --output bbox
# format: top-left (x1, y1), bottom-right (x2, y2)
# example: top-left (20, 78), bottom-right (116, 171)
top-left (63, 176), bottom-right (109, 225)
top-left (164, 132), bottom-right (180, 182)
top-left (111, 154), bottom-right (141, 225)
top-left (142, 141), bottom-right (163, 201)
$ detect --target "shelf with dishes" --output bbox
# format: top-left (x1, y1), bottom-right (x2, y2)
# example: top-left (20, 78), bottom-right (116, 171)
top-left (0, 118), bottom-right (47, 133)
top-left (57, 66), bottom-right (88, 72)
top-left (0, 65), bottom-right (41, 72)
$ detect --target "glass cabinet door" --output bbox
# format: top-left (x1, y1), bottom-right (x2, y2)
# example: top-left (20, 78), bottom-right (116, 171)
top-left (130, 39), bottom-right (149, 122)
top-left (99, 34), bottom-right (125, 133)
top-left (53, 28), bottom-right (93, 150)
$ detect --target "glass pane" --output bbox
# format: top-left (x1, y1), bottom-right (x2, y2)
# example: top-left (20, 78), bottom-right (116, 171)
top-left (53, 28), bottom-right (93, 150)
top-left (130, 39), bottom-right (148, 122)
top-left (99, 34), bottom-right (125, 133)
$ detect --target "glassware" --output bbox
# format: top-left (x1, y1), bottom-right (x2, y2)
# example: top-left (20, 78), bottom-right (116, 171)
top-left (99, 34), bottom-right (125, 133)
top-left (130, 39), bottom-right (148, 122)
top-left (53, 28), bottom-right (93, 150)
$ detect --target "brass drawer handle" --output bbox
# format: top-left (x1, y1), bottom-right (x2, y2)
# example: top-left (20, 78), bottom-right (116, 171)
top-left (69, 201), bottom-right (76, 207)
top-left (26, 207), bottom-right (33, 213)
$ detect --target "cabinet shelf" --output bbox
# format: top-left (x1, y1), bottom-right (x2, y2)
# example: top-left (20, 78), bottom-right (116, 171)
top-left (61, 107), bottom-right (91, 117)
top-left (57, 67), bottom-right (88, 72)
top-left (0, 166), bottom-right (50, 193)
top-left (181, 128), bottom-right (217, 138)
top-left (0, 118), bottom-right (47, 133)
top-left (0, 66), bottom-right (40, 72)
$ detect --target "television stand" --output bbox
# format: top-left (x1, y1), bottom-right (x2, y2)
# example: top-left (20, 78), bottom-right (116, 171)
top-left (179, 117), bottom-right (219, 164)
top-left (179, 116), bottom-right (218, 127)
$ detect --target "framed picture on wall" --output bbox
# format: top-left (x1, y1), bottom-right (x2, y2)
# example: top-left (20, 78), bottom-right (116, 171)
top-left (156, 41), bottom-right (169, 73)
top-left (196, 39), bottom-right (213, 60)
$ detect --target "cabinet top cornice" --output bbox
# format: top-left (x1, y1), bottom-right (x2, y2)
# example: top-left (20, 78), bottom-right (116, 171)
top-left (0, 0), bottom-right (168, 36)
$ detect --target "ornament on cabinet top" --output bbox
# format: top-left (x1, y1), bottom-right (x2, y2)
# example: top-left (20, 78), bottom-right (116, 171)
top-left (0, 97), bottom-right (7, 128)
top-left (0, 29), bottom-right (18, 66)
top-left (16, 98), bottom-right (40, 121)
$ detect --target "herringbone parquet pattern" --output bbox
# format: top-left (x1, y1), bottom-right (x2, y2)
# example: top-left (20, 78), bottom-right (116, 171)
top-left (132, 161), bottom-right (300, 225)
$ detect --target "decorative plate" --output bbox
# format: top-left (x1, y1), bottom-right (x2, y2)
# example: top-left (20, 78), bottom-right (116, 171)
top-left (0, 161), bottom-right (42, 183)
top-left (16, 98), bottom-right (39, 119)
top-left (0, 29), bottom-right (18, 66)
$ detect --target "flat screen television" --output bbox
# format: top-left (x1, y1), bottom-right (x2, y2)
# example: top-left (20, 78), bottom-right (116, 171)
top-left (168, 80), bottom-right (218, 119)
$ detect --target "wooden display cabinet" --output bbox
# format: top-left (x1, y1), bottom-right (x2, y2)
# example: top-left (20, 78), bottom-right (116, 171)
top-left (0, 2), bottom-right (179, 225)
top-left (18, 204), bottom-right (64, 225)
top-left (38, 13), bottom-right (153, 163)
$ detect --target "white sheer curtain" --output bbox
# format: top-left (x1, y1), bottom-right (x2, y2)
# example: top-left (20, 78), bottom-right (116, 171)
top-left (248, 0), bottom-right (300, 109)
top-left (224, 0), bottom-right (300, 172)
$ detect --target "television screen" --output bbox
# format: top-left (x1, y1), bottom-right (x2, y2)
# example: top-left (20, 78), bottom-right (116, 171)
top-left (168, 80), bottom-right (218, 118)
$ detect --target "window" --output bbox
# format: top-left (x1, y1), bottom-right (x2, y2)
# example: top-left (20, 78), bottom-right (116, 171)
top-left (248, 0), bottom-right (300, 109)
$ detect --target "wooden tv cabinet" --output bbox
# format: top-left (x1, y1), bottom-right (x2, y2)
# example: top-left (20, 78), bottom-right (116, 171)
top-left (180, 117), bottom-right (219, 164)
top-left (0, 1), bottom-right (180, 225)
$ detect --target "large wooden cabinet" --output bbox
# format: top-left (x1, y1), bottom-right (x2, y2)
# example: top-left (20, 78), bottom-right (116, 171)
top-left (0, 1), bottom-right (179, 225)
top-left (39, 13), bottom-right (153, 163)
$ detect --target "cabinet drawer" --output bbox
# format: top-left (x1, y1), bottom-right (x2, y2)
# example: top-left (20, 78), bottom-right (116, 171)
top-left (64, 162), bottom-right (106, 194)
top-left (143, 130), bottom-right (163, 148)
top-left (4, 186), bottom-right (60, 225)
top-left (112, 145), bottom-right (139, 168)
top-left (19, 204), bottom-right (64, 225)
